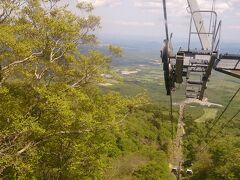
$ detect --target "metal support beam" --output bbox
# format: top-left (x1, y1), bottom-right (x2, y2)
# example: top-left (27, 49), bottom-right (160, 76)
top-left (215, 69), bottom-right (240, 79)
top-left (187, 0), bottom-right (212, 50)
top-left (199, 54), bottom-right (217, 100)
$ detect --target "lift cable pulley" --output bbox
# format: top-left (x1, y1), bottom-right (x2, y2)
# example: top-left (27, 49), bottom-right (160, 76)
top-left (161, 0), bottom-right (174, 142)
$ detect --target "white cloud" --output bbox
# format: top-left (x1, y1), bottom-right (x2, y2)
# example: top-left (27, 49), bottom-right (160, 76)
top-left (132, 0), bottom-right (233, 15)
top-left (134, 1), bottom-right (161, 9)
top-left (197, 0), bottom-right (230, 13)
top-left (75, 0), bottom-right (240, 42)
top-left (114, 20), bottom-right (155, 27)
top-left (228, 25), bottom-right (240, 30)
top-left (132, 0), bottom-right (188, 16)
top-left (79, 0), bottom-right (122, 7)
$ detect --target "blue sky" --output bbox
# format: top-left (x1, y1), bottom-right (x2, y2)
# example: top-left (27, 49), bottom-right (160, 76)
top-left (74, 0), bottom-right (240, 47)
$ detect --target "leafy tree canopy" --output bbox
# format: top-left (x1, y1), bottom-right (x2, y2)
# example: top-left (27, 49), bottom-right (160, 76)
top-left (0, 0), bottom-right (150, 178)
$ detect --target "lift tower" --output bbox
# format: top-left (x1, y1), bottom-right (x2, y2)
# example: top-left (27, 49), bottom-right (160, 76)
top-left (161, 0), bottom-right (240, 100)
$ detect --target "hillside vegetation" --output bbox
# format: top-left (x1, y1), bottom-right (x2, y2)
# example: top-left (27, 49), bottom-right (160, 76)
top-left (0, 0), bottom-right (173, 179)
top-left (0, 0), bottom-right (239, 179)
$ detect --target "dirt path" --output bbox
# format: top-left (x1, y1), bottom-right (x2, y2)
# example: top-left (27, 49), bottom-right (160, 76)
top-left (174, 103), bottom-right (185, 165)
top-left (169, 98), bottom-right (222, 179)
top-left (174, 98), bottom-right (223, 108)
top-left (169, 103), bottom-right (186, 179)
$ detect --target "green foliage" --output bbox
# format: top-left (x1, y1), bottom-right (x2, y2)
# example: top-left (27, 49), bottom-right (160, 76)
top-left (104, 104), bottom-right (173, 179)
top-left (0, 0), bottom-right (154, 178)
top-left (108, 45), bottom-right (123, 57)
top-left (183, 105), bottom-right (240, 180)
top-left (132, 149), bottom-right (170, 180)
top-left (0, 82), bottom-right (136, 178)
top-left (0, 0), bottom-right (106, 87)
top-left (0, 0), bottom-right (175, 179)
top-left (209, 137), bottom-right (240, 180)
top-left (133, 162), bottom-right (170, 180)
top-left (190, 137), bottom-right (240, 180)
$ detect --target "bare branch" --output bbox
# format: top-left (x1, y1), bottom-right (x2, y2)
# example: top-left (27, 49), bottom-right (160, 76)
top-left (35, 66), bottom-right (48, 80)
top-left (34, 64), bottom-right (39, 78)
top-left (51, 51), bottom-right (65, 62)
top-left (71, 62), bottom-right (106, 88)
top-left (16, 142), bottom-right (33, 156)
top-left (50, 40), bottom-right (65, 62)
top-left (2, 51), bottom-right (43, 71)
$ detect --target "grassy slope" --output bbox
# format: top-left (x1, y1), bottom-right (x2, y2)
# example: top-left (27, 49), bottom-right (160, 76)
top-left (195, 108), bottom-right (218, 123)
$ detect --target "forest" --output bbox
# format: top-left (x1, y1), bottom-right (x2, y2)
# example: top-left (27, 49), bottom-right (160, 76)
top-left (0, 0), bottom-right (240, 179)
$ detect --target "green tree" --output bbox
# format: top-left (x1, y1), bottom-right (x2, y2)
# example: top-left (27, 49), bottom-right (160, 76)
top-left (0, 0), bottom-right (135, 178)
